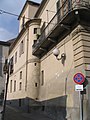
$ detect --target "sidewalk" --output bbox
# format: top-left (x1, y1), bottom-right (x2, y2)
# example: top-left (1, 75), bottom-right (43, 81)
top-left (4, 105), bottom-right (53, 120)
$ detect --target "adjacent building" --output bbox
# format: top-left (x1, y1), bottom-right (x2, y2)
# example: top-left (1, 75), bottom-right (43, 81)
top-left (0, 41), bottom-right (11, 105)
top-left (7, 0), bottom-right (90, 120)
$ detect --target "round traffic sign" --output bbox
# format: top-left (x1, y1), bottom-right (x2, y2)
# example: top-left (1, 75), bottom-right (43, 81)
top-left (73, 73), bottom-right (85, 84)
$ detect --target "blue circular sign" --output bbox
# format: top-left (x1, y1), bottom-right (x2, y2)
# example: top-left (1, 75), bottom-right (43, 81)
top-left (73, 73), bottom-right (85, 84)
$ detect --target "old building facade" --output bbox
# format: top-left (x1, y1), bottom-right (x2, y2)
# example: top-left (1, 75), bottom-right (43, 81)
top-left (0, 41), bottom-right (10, 105)
top-left (7, 0), bottom-right (90, 120)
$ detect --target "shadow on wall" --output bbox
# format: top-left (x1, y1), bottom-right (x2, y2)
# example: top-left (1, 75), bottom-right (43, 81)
top-left (41, 95), bottom-right (67, 120)
top-left (6, 95), bottom-right (67, 120)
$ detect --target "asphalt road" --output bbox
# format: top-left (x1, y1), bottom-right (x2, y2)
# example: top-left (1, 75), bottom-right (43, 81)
top-left (4, 105), bottom-right (52, 120)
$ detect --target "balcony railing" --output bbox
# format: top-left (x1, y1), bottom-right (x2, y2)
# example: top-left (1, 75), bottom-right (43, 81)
top-left (32, 0), bottom-right (90, 56)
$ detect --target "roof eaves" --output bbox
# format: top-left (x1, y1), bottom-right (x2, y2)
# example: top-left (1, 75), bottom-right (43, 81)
top-left (0, 41), bottom-right (11, 46)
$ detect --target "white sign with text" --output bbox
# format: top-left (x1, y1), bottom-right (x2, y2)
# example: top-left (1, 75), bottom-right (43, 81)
top-left (75, 85), bottom-right (83, 91)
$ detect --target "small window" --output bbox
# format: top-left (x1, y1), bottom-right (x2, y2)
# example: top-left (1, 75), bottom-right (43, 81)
top-left (10, 80), bottom-right (12, 93)
top-left (14, 81), bottom-right (16, 92)
top-left (22, 16), bottom-right (25, 29)
top-left (42, 106), bottom-right (45, 111)
top-left (56, 0), bottom-right (60, 11)
top-left (33, 40), bottom-right (37, 44)
top-left (34, 63), bottom-right (37, 66)
top-left (34, 28), bottom-right (37, 34)
top-left (19, 40), bottom-right (24, 57)
top-left (20, 71), bottom-right (22, 79)
top-left (15, 52), bottom-right (17, 63)
top-left (35, 83), bottom-right (38, 87)
top-left (19, 99), bottom-right (22, 107)
top-left (41, 70), bottom-right (44, 85)
top-left (19, 82), bottom-right (22, 90)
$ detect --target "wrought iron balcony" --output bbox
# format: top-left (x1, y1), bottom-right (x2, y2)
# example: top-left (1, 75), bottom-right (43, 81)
top-left (32, 0), bottom-right (90, 58)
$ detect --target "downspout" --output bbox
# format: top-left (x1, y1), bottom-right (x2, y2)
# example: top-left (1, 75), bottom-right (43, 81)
top-left (25, 28), bottom-right (29, 91)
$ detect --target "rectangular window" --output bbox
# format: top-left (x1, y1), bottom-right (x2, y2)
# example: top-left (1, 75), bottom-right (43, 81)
top-left (20, 71), bottom-right (22, 79)
top-left (34, 28), bottom-right (37, 34)
top-left (10, 80), bottom-right (12, 93)
top-left (19, 82), bottom-right (22, 90)
top-left (19, 99), bottom-right (22, 107)
top-left (63, 2), bottom-right (67, 15)
top-left (35, 83), bottom-right (38, 87)
top-left (19, 40), bottom-right (24, 57)
top-left (15, 52), bottom-right (17, 63)
top-left (10, 56), bottom-right (14, 74)
top-left (56, 0), bottom-right (60, 11)
top-left (41, 70), bottom-right (44, 85)
top-left (56, 0), bottom-right (60, 21)
top-left (14, 81), bottom-right (16, 92)
top-left (22, 16), bottom-right (25, 29)
top-left (62, 0), bottom-right (69, 16)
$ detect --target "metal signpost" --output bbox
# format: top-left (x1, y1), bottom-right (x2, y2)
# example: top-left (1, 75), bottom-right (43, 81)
top-left (73, 73), bottom-right (85, 120)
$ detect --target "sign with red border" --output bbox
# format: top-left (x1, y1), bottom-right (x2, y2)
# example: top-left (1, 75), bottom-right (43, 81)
top-left (73, 73), bottom-right (85, 84)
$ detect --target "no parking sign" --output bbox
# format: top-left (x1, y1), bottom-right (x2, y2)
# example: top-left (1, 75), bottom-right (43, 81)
top-left (73, 73), bottom-right (85, 85)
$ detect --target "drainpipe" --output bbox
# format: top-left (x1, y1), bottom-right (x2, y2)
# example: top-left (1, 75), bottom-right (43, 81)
top-left (25, 28), bottom-right (29, 91)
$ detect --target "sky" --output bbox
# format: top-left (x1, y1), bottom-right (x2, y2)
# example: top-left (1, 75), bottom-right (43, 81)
top-left (0, 0), bottom-right (41, 41)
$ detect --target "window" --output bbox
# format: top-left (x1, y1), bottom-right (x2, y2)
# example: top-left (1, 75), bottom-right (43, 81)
top-left (56, 0), bottom-right (60, 21)
top-left (33, 40), bottom-right (37, 44)
top-left (19, 99), bottom-right (22, 107)
top-left (34, 28), bottom-right (37, 34)
top-left (62, 0), bottom-right (69, 16)
top-left (19, 40), bottom-right (24, 57)
top-left (22, 16), bottom-right (25, 29)
top-left (15, 52), bottom-right (17, 63)
top-left (56, 0), bottom-right (60, 11)
top-left (14, 81), bottom-right (16, 92)
top-left (34, 63), bottom-right (37, 66)
top-left (10, 56), bottom-right (14, 74)
top-left (20, 71), bottom-right (22, 79)
top-left (19, 82), bottom-right (22, 90)
top-left (10, 80), bottom-right (12, 93)
top-left (63, 3), bottom-right (67, 15)
top-left (35, 83), bottom-right (38, 87)
top-left (41, 70), bottom-right (44, 85)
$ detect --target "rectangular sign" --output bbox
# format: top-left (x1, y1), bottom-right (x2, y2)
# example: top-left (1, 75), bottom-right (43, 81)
top-left (75, 85), bottom-right (83, 91)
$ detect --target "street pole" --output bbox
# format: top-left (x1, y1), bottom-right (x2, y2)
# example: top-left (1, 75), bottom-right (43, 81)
top-left (2, 72), bottom-right (9, 120)
top-left (2, 60), bottom-right (9, 120)
top-left (79, 91), bottom-right (83, 120)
